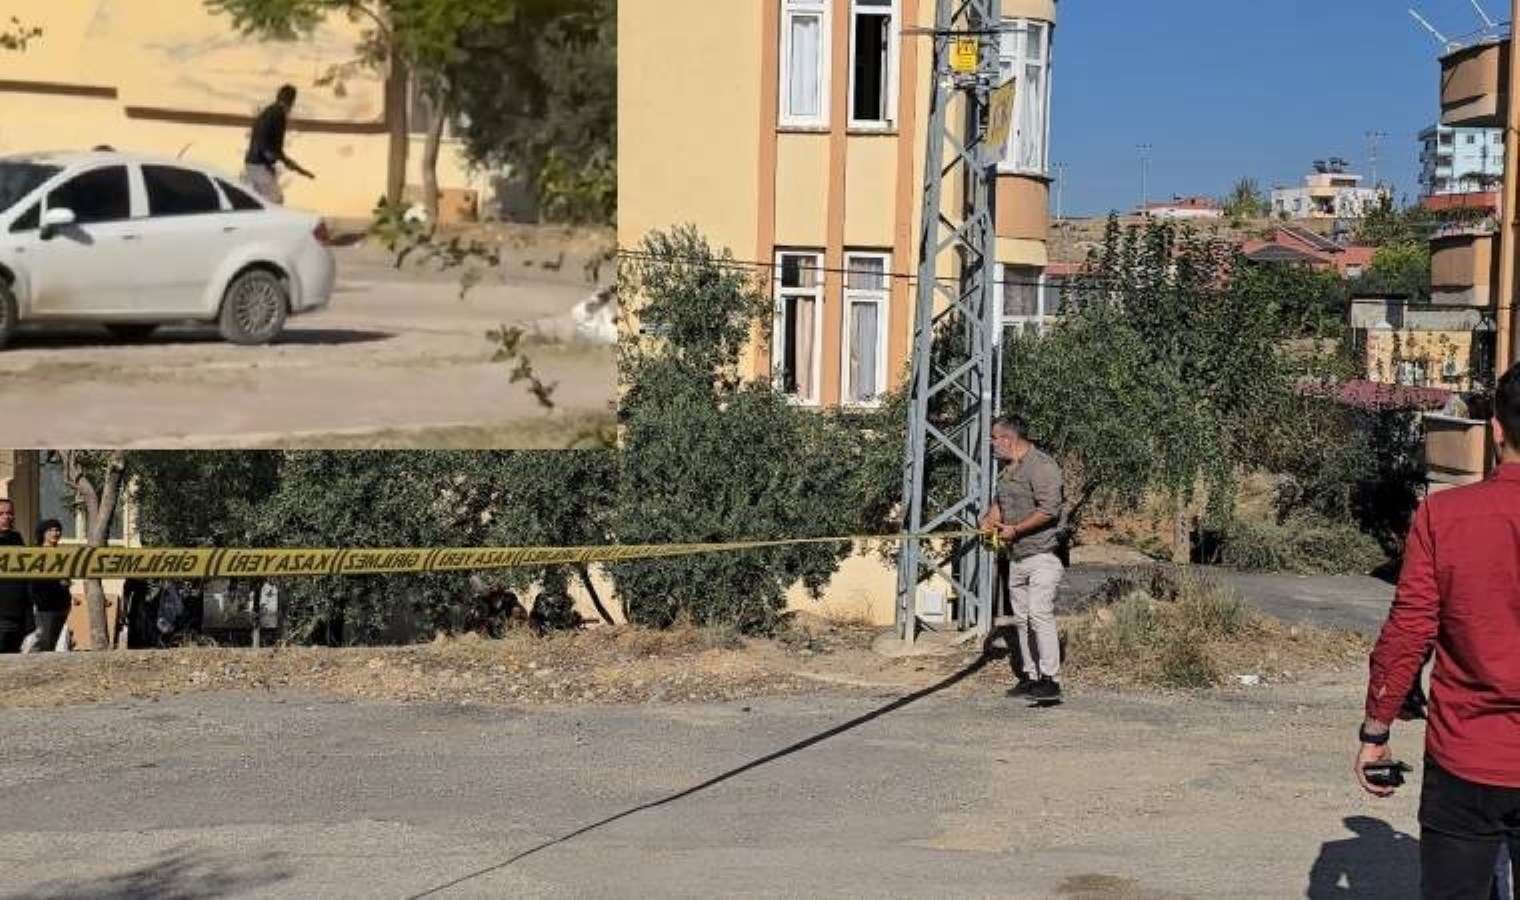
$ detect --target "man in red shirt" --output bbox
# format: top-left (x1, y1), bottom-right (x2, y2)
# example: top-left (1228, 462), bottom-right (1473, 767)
top-left (1357, 361), bottom-right (1520, 898)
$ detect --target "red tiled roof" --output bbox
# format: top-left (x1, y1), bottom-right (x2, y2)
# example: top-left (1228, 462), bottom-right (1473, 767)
top-left (1339, 245), bottom-right (1377, 267)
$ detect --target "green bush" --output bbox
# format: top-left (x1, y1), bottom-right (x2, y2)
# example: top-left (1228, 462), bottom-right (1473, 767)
top-left (611, 229), bottom-right (896, 634)
top-left (1216, 515), bottom-right (1386, 575)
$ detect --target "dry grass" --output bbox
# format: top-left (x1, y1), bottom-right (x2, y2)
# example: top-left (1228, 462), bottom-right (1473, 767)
top-left (0, 579), bottom-right (1367, 709)
top-left (0, 616), bottom-right (891, 710)
top-left (1061, 569), bottom-right (1369, 690)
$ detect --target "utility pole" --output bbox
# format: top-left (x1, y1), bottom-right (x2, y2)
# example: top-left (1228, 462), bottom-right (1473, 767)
top-left (1366, 130), bottom-right (1386, 187)
top-left (1136, 143), bottom-right (1152, 213)
top-left (1053, 161), bottom-right (1067, 222)
top-left (895, 0), bottom-right (1003, 642)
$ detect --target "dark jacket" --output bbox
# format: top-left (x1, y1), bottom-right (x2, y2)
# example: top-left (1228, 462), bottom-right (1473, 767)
top-left (30, 572), bottom-right (71, 615)
top-left (245, 103), bottom-right (289, 167)
top-left (0, 530), bottom-right (27, 627)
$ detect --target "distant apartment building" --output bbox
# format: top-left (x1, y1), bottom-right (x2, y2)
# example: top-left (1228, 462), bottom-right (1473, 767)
top-left (620, 0), bottom-right (1058, 407)
top-left (1419, 124), bottom-right (1504, 195)
top-left (1136, 195), bottom-right (1222, 220)
top-left (1271, 161), bottom-right (1385, 220)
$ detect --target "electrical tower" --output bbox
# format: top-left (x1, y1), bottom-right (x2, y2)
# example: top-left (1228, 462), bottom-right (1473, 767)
top-left (894, 0), bottom-right (1004, 642)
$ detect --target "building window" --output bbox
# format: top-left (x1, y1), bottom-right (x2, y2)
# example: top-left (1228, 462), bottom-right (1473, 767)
top-left (998, 19), bottom-right (1052, 175)
top-left (781, 0), bottom-right (830, 128)
top-left (774, 250), bottom-right (825, 402)
top-left (39, 455), bottom-right (125, 543)
top-left (409, 77), bottom-right (459, 140)
top-left (849, 0), bottom-right (896, 128)
top-left (1000, 265), bottom-right (1045, 338)
top-left (842, 252), bottom-right (889, 403)
top-left (1047, 276), bottom-right (1077, 314)
top-left (1466, 133), bottom-right (1477, 145)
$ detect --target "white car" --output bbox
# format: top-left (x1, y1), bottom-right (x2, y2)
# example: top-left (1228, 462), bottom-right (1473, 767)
top-left (0, 150), bottom-right (336, 348)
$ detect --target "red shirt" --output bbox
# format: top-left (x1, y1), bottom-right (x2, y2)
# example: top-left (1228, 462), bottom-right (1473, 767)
top-left (1367, 462), bottom-right (1520, 787)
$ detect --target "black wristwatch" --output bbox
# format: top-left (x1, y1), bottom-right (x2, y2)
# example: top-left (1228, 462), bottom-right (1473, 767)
top-left (1359, 723), bottom-right (1390, 746)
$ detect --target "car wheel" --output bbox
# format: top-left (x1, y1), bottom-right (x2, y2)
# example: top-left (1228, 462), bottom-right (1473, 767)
top-left (0, 282), bottom-right (15, 350)
top-left (218, 269), bottom-right (288, 346)
top-left (105, 324), bottom-right (158, 342)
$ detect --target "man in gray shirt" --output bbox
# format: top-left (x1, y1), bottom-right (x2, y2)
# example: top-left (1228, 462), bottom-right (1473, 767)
top-left (980, 415), bottom-right (1066, 703)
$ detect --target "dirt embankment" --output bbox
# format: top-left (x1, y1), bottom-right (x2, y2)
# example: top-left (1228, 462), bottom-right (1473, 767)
top-left (0, 605), bottom-right (1371, 711)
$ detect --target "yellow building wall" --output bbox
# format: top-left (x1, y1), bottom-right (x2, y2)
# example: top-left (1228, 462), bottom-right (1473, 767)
top-left (4, 0), bottom-right (485, 218)
top-left (617, 0), bottom-right (763, 261)
top-left (619, 0), bottom-right (1056, 389)
top-left (774, 135), bottom-right (832, 247)
top-left (566, 550), bottom-right (900, 628)
top-left (841, 136), bottom-right (900, 249)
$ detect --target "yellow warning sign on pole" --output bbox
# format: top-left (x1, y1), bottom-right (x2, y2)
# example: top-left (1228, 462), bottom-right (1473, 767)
top-left (987, 78), bottom-right (1017, 150)
top-left (950, 37), bottom-right (980, 73)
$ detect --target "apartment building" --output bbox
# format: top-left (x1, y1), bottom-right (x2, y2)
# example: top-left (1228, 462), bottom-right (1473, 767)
top-left (2, 0), bottom-right (485, 217)
top-left (619, 0), bottom-right (1058, 406)
top-left (1270, 163), bottom-right (1386, 221)
top-left (1419, 124), bottom-right (1505, 195)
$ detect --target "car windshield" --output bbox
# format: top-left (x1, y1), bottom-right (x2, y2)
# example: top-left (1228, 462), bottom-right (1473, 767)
top-left (0, 161), bottom-right (62, 213)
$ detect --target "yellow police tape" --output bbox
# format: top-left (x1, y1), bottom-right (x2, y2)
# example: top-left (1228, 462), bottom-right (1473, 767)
top-left (0, 530), bottom-right (993, 581)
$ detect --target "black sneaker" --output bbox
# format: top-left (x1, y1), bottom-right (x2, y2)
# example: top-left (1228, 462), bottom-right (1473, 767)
top-left (1029, 677), bottom-right (1063, 705)
top-left (1006, 677), bottom-right (1038, 698)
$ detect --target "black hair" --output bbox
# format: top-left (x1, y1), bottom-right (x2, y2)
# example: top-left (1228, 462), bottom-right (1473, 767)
top-left (36, 518), bottom-right (63, 544)
top-left (992, 414), bottom-right (1031, 440)
top-left (277, 84), bottom-right (298, 104)
top-left (1498, 361), bottom-right (1520, 451)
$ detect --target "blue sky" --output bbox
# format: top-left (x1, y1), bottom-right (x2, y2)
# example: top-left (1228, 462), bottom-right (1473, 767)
top-left (1051, 0), bottom-right (1491, 216)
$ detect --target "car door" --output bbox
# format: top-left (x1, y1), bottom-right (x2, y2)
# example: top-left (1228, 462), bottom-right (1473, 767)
top-left (135, 164), bottom-right (241, 315)
top-left (20, 165), bottom-right (143, 316)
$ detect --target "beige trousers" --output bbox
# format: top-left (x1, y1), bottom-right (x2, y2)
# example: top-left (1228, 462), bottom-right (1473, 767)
top-left (1003, 552), bottom-right (1063, 680)
top-left (243, 164), bottom-right (283, 205)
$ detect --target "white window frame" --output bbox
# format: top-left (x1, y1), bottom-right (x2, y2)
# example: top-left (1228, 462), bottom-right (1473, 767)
top-left (840, 251), bottom-right (891, 406)
top-left (780, 0), bottom-right (832, 129)
top-left (998, 264), bottom-right (1046, 337)
top-left (997, 19), bottom-right (1052, 176)
top-left (847, 0), bottom-right (899, 130)
top-left (773, 249), bottom-right (827, 405)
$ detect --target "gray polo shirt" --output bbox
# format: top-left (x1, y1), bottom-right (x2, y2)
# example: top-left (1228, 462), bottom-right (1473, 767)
top-left (994, 447), bottom-right (1065, 560)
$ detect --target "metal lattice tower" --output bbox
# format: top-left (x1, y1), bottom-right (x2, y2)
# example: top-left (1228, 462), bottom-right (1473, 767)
top-left (895, 0), bottom-right (1003, 642)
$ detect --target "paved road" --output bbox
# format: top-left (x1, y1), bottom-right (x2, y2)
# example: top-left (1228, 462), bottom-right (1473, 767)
top-left (1061, 564), bottom-right (1396, 636)
top-left (0, 674), bottom-right (1419, 899)
top-left (0, 247), bottom-right (614, 448)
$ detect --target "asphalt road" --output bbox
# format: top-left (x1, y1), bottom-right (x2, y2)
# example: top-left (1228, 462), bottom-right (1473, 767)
top-left (0, 671), bottom-right (1420, 899)
top-left (1060, 565), bottom-right (1397, 636)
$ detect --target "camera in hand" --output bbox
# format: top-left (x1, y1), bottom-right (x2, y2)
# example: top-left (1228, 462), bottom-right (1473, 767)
top-left (1363, 760), bottom-right (1412, 788)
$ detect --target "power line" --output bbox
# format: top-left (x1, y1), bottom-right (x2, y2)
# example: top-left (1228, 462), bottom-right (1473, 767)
top-left (615, 248), bottom-right (1066, 289)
